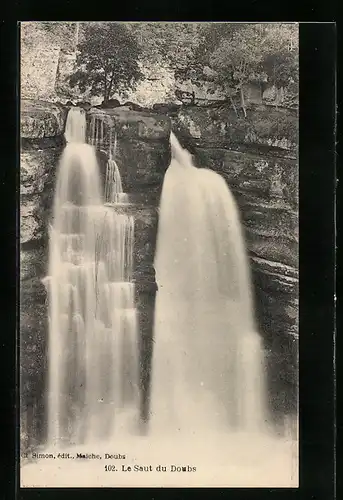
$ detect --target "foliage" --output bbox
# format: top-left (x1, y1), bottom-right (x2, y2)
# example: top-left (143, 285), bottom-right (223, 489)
top-left (63, 22), bottom-right (298, 108)
top-left (160, 23), bottom-right (297, 108)
top-left (259, 24), bottom-right (299, 89)
top-left (129, 23), bottom-right (298, 109)
top-left (174, 23), bottom-right (244, 83)
top-left (69, 23), bottom-right (143, 102)
top-left (209, 26), bottom-right (269, 98)
top-left (129, 22), bottom-right (202, 69)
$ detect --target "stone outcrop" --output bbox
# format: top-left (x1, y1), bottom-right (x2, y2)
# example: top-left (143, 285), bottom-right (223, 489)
top-left (21, 147), bottom-right (62, 247)
top-left (175, 104), bottom-right (298, 152)
top-left (21, 99), bottom-right (68, 139)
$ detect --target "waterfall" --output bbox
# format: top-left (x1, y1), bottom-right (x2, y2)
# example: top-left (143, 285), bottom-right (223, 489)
top-left (44, 108), bottom-right (139, 447)
top-left (104, 131), bottom-right (129, 205)
top-left (150, 131), bottom-right (269, 435)
top-left (22, 116), bottom-right (297, 488)
top-left (89, 115), bottom-right (129, 205)
top-left (105, 158), bottom-right (129, 204)
top-left (64, 107), bottom-right (87, 144)
top-left (89, 114), bottom-right (105, 150)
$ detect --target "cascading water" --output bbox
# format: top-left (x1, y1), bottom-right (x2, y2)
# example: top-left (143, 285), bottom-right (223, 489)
top-left (64, 107), bottom-right (87, 144)
top-left (145, 131), bottom-right (297, 485)
top-left (22, 120), bottom-right (297, 487)
top-left (89, 114), bottom-right (129, 205)
top-left (89, 114), bottom-right (104, 149)
top-left (105, 132), bottom-right (130, 205)
top-left (151, 131), bottom-right (270, 435)
top-left (44, 108), bottom-right (140, 448)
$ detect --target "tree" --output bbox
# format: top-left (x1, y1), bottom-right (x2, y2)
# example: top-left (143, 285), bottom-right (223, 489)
top-left (130, 22), bottom-right (298, 110)
top-left (69, 22), bottom-right (143, 103)
top-left (123, 23), bottom-right (204, 105)
top-left (176, 23), bottom-right (299, 111)
top-left (129, 22), bottom-right (202, 69)
top-left (67, 22), bottom-right (298, 109)
top-left (259, 24), bottom-right (298, 104)
top-left (209, 25), bottom-right (270, 115)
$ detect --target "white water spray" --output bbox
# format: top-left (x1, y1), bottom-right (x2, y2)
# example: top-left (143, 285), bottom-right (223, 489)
top-left (44, 108), bottom-right (140, 447)
top-left (23, 119), bottom-right (297, 487)
top-left (64, 107), bottom-right (87, 144)
top-left (150, 131), bottom-right (269, 435)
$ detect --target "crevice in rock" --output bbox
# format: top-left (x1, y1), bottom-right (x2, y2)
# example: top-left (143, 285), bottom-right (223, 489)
top-left (21, 135), bottom-right (66, 151)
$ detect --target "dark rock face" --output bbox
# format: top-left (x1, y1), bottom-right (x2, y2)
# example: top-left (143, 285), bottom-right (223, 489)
top-left (21, 246), bottom-right (48, 282)
top-left (175, 104), bottom-right (298, 152)
top-left (21, 147), bottom-right (62, 247)
top-left (265, 334), bottom-right (298, 423)
top-left (122, 101), bottom-right (144, 112)
top-left (21, 99), bottom-right (68, 139)
top-left (20, 278), bottom-right (49, 447)
top-left (194, 148), bottom-right (298, 207)
top-left (101, 98), bottom-right (120, 108)
top-left (20, 100), bottom-right (66, 450)
top-left (76, 101), bottom-right (92, 110)
top-left (133, 207), bottom-right (160, 421)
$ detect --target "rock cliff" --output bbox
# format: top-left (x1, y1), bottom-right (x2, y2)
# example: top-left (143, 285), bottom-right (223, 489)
top-left (20, 99), bottom-right (298, 446)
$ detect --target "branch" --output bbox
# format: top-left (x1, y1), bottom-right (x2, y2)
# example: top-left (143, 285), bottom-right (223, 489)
top-left (229, 95), bottom-right (239, 117)
top-left (240, 86), bottom-right (247, 118)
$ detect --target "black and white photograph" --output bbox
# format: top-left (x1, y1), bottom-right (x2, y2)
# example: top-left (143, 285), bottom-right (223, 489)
top-left (20, 21), bottom-right (299, 488)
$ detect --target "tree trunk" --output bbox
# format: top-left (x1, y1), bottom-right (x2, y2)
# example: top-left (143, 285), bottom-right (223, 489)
top-left (107, 67), bottom-right (116, 101)
top-left (103, 71), bottom-right (108, 104)
top-left (240, 86), bottom-right (247, 117)
top-left (229, 95), bottom-right (238, 117)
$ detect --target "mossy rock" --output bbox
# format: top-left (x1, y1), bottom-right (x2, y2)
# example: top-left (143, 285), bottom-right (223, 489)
top-left (20, 277), bottom-right (48, 403)
top-left (21, 99), bottom-right (68, 139)
top-left (175, 104), bottom-right (297, 153)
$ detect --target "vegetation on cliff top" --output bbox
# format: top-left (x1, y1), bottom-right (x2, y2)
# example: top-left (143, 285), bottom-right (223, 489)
top-left (129, 23), bottom-right (298, 108)
top-left (22, 22), bottom-right (298, 108)
top-left (68, 23), bottom-right (143, 104)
